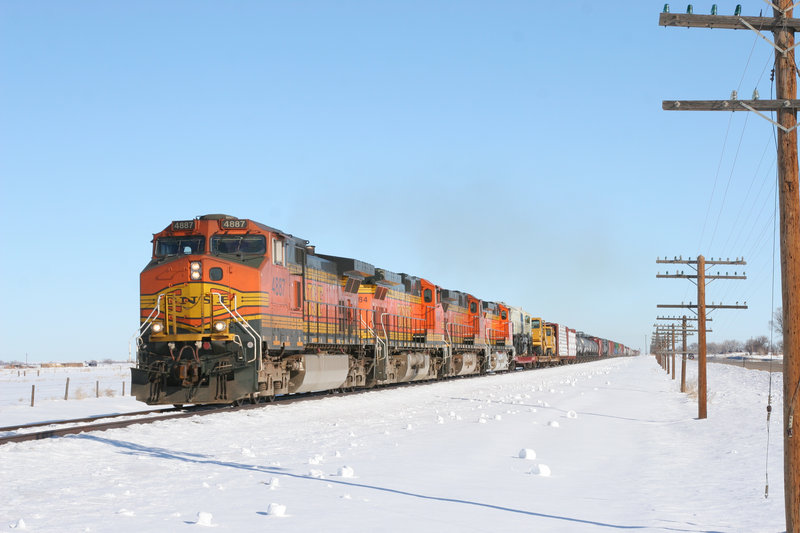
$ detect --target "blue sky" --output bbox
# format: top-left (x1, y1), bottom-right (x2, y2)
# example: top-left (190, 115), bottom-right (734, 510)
top-left (0, 2), bottom-right (790, 362)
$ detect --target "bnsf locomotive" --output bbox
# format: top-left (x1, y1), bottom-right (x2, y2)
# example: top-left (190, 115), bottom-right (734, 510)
top-left (132, 215), bottom-right (631, 405)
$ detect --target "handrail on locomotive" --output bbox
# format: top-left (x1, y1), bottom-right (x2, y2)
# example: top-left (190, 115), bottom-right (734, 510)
top-left (213, 293), bottom-right (262, 369)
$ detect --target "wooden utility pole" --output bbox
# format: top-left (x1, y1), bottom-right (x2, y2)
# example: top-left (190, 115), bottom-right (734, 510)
top-left (776, 6), bottom-right (800, 530)
top-left (657, 315), bottom-right (702, 392)
top-left (659, 4), bottom-right (800, 528)
top-left (672, 323), bottom-right (676, 380)
top-left (657, 256), bottom-right (746, 418)
top-left (654, 325), bottom-right (677, 376)
top-left (698, 255), bottom-right (707, 417)
top-left (682, 316), bottom-right (688, 393)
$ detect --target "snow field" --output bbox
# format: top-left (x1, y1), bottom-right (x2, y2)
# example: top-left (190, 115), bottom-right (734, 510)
top-left (0, 365), bottom-right (132, 407)
top-left (0, 356), bottom-right (787, 532)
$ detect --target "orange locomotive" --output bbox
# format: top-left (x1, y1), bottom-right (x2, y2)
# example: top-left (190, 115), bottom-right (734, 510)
top-left (132, 214), bottom-right (513, 405)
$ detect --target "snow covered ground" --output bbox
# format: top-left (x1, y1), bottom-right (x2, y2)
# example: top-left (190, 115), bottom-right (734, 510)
top-left (0, 356), bottom-right (786, 532)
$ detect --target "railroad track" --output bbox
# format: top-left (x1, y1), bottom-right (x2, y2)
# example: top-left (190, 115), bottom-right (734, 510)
top-left (0, 407), bottom-right (182, 433)
top-left (0, 405), bottom-right (228, 445)
top-left (0, 361), bottom-right (599, 446)
top-left (0, 386), bottom-right (366, 446)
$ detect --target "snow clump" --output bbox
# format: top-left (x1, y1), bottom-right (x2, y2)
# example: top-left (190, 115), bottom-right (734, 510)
top-left (9, 518), bottom-right (27, 530)
top-left (267, 503), bottom-right (287, 517)
top-left (548, 421), bottom-right (560, 428)
top-left (266, 477), bottom-right (280, 490)
top-left (530, 464), bottom-right (552, 477)
top-left (337, 466), bottom-right (355, 478)
top-left (518, 448), bottom-right (536, 460)
top-left (195, 512), bottom-right (215, 526)
top-left (567, 410), bottom-right (578, 419)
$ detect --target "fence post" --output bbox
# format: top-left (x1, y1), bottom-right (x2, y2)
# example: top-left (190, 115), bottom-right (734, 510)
top-left (96, 381), bottom-right (99, 398)
top-left (122, 382), bottom-right (126, 396)
top-left (64, 377), bottom-right (70, 400)
top-left (31, 385), bottom-right (35, 407)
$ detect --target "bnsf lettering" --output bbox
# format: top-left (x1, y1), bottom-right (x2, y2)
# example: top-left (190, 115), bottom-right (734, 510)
top-left (272, 277), bottom-right (286, 296)
top-left (305, 282), bottom-right (324, 301)
top-left (220, 219), bottom-right (248, 229)
top-left (177, 294), bottom-right (231, 307)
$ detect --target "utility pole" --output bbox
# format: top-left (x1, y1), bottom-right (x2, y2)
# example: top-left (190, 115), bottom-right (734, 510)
top-left (654, 325), bottom-right (677, 376)
top-left (657, 256), bottom-right (746, 418)
top-left (681, 316), bottom-right (687, 393)
top-left (659, 4), bottom-right (800, 528)
top-left (653, 325), bottom-right (678, 375)
top-left (658, 315), bottom-right (703, 392)
top-left (672, 323), bottom-right (676, 380)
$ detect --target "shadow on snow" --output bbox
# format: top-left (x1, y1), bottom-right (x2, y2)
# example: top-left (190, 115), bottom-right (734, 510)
top-left (75, 434), bottom-right (719, 532)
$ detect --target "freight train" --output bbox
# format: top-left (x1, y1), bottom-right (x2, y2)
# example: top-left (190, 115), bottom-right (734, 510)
top-left (131, 215), bottom-right (633, 405)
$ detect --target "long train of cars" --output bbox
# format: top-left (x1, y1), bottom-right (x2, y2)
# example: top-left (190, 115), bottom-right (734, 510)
top-left (131, 215), bottom-right (634, 405)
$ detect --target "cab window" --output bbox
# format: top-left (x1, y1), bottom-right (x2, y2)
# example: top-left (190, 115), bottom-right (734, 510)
top-left (423, 288), bottom-right (433, 303)
top-left (272, 238), bottom-right (284, 265)
top-left (531, 319), bottom-right (540, 328)
top-left (211, 235), bottom-right (266, 255)
top-left (469, 302), bottom-right (477, 313)
top-left (155, 236), bottom-right (205, 257)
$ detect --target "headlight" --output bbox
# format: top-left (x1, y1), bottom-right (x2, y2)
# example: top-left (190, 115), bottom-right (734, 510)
top-left (190, 261), bottom-right (202, 280)
top-left (213, 321), bottom-right (227, 332)
top-left (151, 321), bottom-right (164, 334)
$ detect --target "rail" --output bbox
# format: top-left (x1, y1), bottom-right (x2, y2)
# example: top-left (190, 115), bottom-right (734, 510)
top-left (304, 301), bottom-right (370, 345)
top-left (487, 325), bottom-right (509, 345)
top-left (215, 293), bottom-right (262, 370)
top-left (359, 313), bottom-right (387, 380)
top-left (446, 320), bottom-right (478, 345)
top-left (304, 301), bottom-right (429, 348)
top-left (379, 312), bottom-right (426, 344)
top-left (129, 294), bottom-right (163, 362)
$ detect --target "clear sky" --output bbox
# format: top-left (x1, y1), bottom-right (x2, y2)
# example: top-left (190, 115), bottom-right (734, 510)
top-left (0, 1), bottom-right (792, 362)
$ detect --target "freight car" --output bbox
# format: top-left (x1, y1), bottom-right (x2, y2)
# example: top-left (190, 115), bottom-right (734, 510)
top-left (131, 215), bottom-right (629, 406)
top-left (506, 310), bottom-right (583, 367)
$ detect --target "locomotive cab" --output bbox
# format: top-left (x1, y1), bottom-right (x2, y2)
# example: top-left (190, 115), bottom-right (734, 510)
top-left (132, 215), bottom-right (271, 404)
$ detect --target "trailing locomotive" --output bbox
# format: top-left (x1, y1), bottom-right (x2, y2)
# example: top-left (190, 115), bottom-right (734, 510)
top-left (132, 215), bottom-right (631, 405)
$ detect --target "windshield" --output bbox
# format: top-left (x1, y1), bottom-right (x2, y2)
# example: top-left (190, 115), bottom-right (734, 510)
top-left (211, 235), bottom-right (266, 255)
top-left (155, 236), bottom-right (205, 257)
top-left (531, 320), bottom-right (540, 328)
